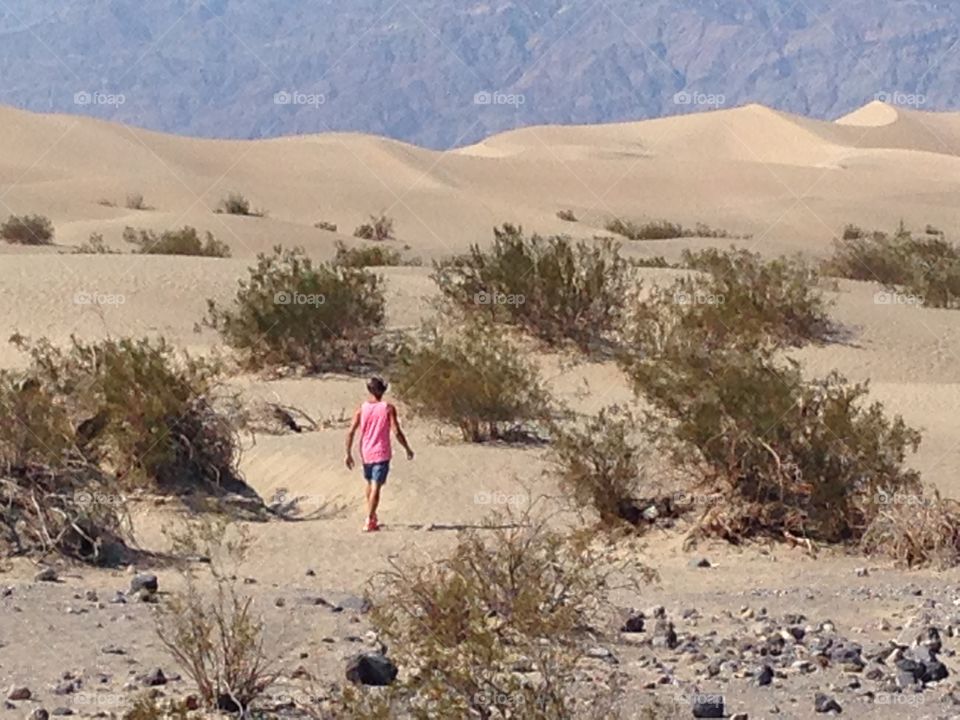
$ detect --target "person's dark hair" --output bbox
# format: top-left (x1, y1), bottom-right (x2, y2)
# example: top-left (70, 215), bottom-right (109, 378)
top-left (367, 376), bottom-right (388, 399)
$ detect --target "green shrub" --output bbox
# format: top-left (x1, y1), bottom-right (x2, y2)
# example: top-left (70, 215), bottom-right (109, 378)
top-left (216, 192), bottom-right (264, 217)
top-left (823, 225), bottom-right (960, 308)
top-left (354, 213), bottom-right (395, 242)
top-left (1, 214), bottom-right (54, 245)
top-left (333, 240), bottom-right (420, 268)
top-left (432, 224), bottom-right (634, 351)
top-left (361, 506), bottom-right (632, 719)
top-left (557, 209), bottom-right (578, 222)
top-left (393, 322), bottom-right (549, 442)
top-left (206, 245), bottom-right (385, 372)
top-left (123, 226), bottom-right (231, 257)
top-left (551, 406), bottom-right (647, 526)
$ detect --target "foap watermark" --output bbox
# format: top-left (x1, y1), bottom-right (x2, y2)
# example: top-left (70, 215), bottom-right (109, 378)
top-left (474, 290), bottom-right (525, 306)
top-left (671, 691), bottom-right (726, 712)
top-left (874, 290), bottom-right (924, 307)
top-left (870, 692), bottom-right (926, 707)
top-left (274, 90), bottom-right (326, 109)
top-left (74, 693), bottom-right (126, 708)
top-left (474, 490), bottom-right (527, 507)
top-left (274, 291), bottom-right (326, 306)
top-left (875, 91), bottom-right (927, 109)
top-left (673, 90), bottom-right (726, 109)
top-left (74, 290), bottom-right (125, 306)
top-left (474, 90), bottom-right (525, 108)
top-left (74, 91), bottom-right (126, 107)
top-left (876, 490), bottom-right (931, 507)
top-left (74, 491), bottom-right (125, 507)
top-left (674, 290), bottom-right (724, 306)
top-left (673, 490), bottom-right (722, 508)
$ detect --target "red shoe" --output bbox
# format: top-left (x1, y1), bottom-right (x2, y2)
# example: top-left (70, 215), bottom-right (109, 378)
top-left (363, 517), bottom-right (380, 532)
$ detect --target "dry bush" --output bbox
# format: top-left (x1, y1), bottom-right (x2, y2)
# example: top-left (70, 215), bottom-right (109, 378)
top-left (628, 246), bottom-right (832, 351)
top-left (206, 245), bottom-right (386, 372)
top-left (10, 335), bottom-right (239, 492)
top-left (606, 218), bottom-right (685, 240)
top-left (314, 220), bottom-right (338, 232)
top-left (432, 224), bottom-right (634, 352)
top-left (1, 214), bottom-right (54, 245)
top-left (333, 240), bottom-right (420, 268)
top-left (74, 232), bottom-right (118, 254)
top-left (861, 490), bottom-right (960, 568)
top-left (123, 225), bottom-right (231, 258)
top-left (354, 213), bottom-right (396, 242)
top-left (557, 209), bottom-right (578, 222)
top-left (551, 406), bottom-right (648, 526)
top-left (823, 223), bottom-right (960, 309)
top-left (122, 695), bottom-right (192, 720)
top-left (157, 518), bottom-right (276, 714)
top-left (125, 193), bottom-right (150, 210)
top-left (393, 322), bottom-right (550, 442)
top-left (352, 505), bottom-right (639, 720)
top-left (216, 192), bottom-right (265, 217)
top-left (621, 335), bottom-right (922, 544)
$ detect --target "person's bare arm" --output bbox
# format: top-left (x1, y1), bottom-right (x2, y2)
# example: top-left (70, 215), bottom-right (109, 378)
top-left (345, 409), bottom-right (361, 468)
top-left (389, 405), bottom-right (414, 460)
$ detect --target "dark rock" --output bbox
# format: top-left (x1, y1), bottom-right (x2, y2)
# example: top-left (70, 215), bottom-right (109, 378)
top-left (757, 665), bottom-right (774, 686)
top-left (53, 680), bottom-right (79, 695)
top-left (895, 658), bottom-right (925, 682)
top-left (34, 567), bottom-right (58, 582)
top-left (814, 693), bottom-right (842, 713)
top-left (139, 668), bottom-right (167, 687)
top-left (51, 709), bottom-right (73, 716)
top-left (922, 659), bottom-right (949, 683)
top-left (27, 710), bottom-right (49, 720)
top-left (217, 694), bottom-right (241, 713)
top-left (689, 558), bottom-right (712, 568)
top-left (691, 693), bottom-right (725, 718)
top-left (7, 687), bottom-right (31, 700)
top-left (916, 627), bottom-right (943, 654)
top-left (652, 619), bottom-right (679, 649)
top-left (787, 626), bottom-right (806, 642)
top-left (621, 613), bottom-right (644, 633)
top-left (346, 652), bottom-right (398, 686)
top-left (130, 573), bottom-right (158, 594)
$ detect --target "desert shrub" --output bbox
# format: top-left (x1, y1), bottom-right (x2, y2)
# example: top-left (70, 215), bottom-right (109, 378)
top-left (122, 696), bottom-right (193, 720)
top-left (1, 214), bottom-right (54, 245)
top-left (74, 232), bottom-right (118, 254)
top-left (314, 220), bottom-right (338, 232)
top-left (359, 505), bottom-right (633, 720)
top-left (628, 247), bottom-right (831, 352)
top-left (620, 333), bottom-right (922, 544)
top-left (216, 192), bottom-right (264, 217)
top-left (842, 224), bottom-right (866, 240)
top-left (333, 240), bottom-right (420, 268)
top-left (606, 217), bottom-right (684, 240)
top-left (926, 224), bottom-right (944, 237)
top-left (631, 256), bottom-right (671, 268)
top-left (432, 224), bottom-right (634, 351)
top-left (157, 518), bottom-right (276, 714)
top-left (98, 198), bottom-right (117, 208)
top-left (557, 209), bottom-right (578, 222)
top-left (206, 245), bottom-right (385, 372)
top-left (123, 226), bottom-right (231, 258)
top-left (125, 192), bottom-right (149, 210)
top-left (551, 406), bottom-right (647, 526)
top-left (823, 225), bottom-right (960, 309)
top-left (354, 213), bottom-right (395, 242)
top-left (393, 322), bottom-right (549, 442)
top-left (861, 490), bottom-right (960, 568)
top-left (10, 335), bottom-right (237, 492)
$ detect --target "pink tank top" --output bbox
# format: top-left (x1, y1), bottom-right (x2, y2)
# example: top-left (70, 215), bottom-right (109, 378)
top-left (359, 401), bottom-right (392, 464)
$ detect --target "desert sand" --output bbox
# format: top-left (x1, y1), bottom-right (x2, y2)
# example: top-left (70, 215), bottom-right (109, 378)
top-left (0, 101), bottom-right (959, 718)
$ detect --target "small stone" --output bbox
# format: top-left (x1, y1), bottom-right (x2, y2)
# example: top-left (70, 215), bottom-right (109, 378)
top-left (305, 569), bottom-right (316, 576)
top-left (274, 597), bottom-right (286, 608)
top-left (53, 680), bottom-right (78, 695)
top-left (691, 693), bottom-right (725, 718)
top-left (731, 714), bottom-right (749, 720)
top-left (34, 567), bottom-right (58, 582)
top-left (27, 710), bottom-right (49, 720)
top-left (814, 693), bottom-right (842, 714)
top-left (855, 567), bottom-right (869, 577)
top-left (139, 668), bottom-right (167, 687)
top-left (689, 558), bottom-right (712, 568)
top-left (757, 665), bottom-right (774, 686)
top-left (51, 709), bottom-right (73, 717)
top-left (130, 574), bottom-right (158, 594)
top-left (84, 590), bottom-right (98, 602)
top-left (345, 653), bottom-right (398, 686)
top-left (621, 613), bottom-right (644, 633)
top-left (7, 687), bottom-right (31, 701)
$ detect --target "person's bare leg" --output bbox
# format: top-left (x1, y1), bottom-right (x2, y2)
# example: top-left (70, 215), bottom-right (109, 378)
top-left (368, 483), bottom-right (382, 521)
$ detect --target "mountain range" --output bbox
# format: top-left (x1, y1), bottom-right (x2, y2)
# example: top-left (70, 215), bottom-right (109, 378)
top-left (0, 0), bottom-right (958, 148)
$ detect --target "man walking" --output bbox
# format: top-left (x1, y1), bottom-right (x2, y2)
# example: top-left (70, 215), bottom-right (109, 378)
top-left (345, 377), bottom-right (414, 532)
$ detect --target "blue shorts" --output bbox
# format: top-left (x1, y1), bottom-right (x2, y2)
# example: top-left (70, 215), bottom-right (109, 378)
top-left (362, 461), bottom-right (390, 485)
